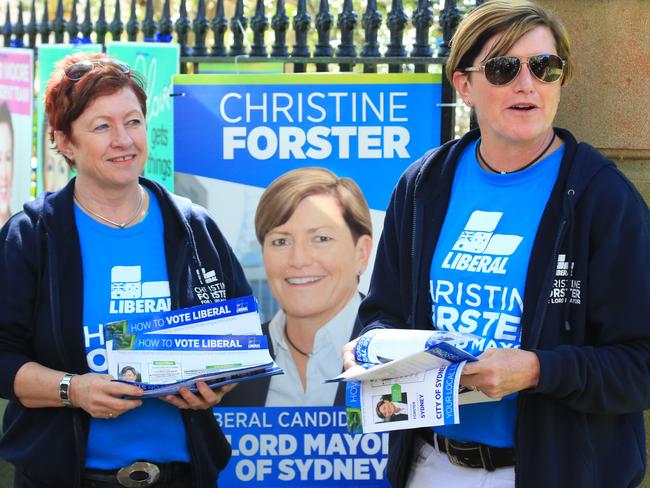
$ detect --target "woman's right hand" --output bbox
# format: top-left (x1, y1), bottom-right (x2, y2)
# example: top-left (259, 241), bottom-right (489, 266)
top-left (70, 373), bottom-right (144, 419)
top-left (342, 339), bottom-right (359, 370)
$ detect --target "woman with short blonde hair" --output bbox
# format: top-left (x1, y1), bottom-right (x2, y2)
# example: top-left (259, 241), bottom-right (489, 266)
top-left (255, 167), bottom-right (372, 245)
top-left (344, 1), bottom-right (650, 487)
top-left (223, 167), bottom-right (373, 408)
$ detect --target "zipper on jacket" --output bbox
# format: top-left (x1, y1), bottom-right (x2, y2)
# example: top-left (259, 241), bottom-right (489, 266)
top-left (409, 169), bottom-right (426, 327)
top-left (172, 242), bottom-right (189, 309)
top-left (172, 221), bottom-right (205, 309)
top-left (409, 191), bottom-right (418, 327)
top-left (407, 145), bottom-right (457, 331)
top-left (561, 189), bottom-right (576, 333)
top-left (515, 214), bottom-right (569, 488)
top-left (164, 197), bottom-right (216, 486)
top-left (526, 217), bottom-right (568, 349)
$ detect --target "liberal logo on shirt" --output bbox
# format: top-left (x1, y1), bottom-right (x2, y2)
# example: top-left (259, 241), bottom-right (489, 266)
top-left (441, 210), bottom-right (523, 275)
top-left (109, 265), bottom-right (171, 314)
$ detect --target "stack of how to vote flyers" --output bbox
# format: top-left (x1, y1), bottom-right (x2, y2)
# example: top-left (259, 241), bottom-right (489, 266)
top-left (104, 295), bottom-right (282, 397)
top-left (329, 329), bottom-right (497, 434)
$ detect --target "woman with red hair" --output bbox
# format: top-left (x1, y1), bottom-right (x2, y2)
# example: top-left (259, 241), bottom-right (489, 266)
top-left (0, 52), bottom-right (251, 488)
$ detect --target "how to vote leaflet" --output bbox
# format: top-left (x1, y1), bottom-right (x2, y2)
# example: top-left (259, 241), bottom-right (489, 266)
top-left (104, 295), bottom-right (282, 396)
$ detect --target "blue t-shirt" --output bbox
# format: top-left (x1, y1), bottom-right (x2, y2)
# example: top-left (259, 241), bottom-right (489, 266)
top-left (430, 140), bottom-right (563, 447)
top-left (75, 188), bottom-right (190, 469)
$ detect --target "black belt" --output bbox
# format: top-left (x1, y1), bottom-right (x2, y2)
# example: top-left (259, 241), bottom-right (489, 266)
top-left (418, 429), bottom-right (516, 471)
top-left (84, 461), bottom-right (191, 488)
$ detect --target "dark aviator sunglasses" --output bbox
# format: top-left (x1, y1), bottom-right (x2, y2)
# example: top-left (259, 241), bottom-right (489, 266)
top-left (463, 54), bottom-right (565, 86)
top-left (64, 59), bottom-right (131, 81)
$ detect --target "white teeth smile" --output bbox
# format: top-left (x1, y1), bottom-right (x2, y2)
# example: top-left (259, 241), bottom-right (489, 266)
top-left (512, 105), bottom-right (534, 109)
top-left (110, 155), bottom-right (133, 162)
top-left (287, 277), bottom-right (322, 285)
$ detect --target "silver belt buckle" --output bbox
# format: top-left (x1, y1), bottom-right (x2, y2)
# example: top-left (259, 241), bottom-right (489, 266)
top-left (447, 451), bottom-right (465, 467)
top-left (116, 461), bottom-right (161, 488)
top-left (443, 437), bottom-right (465, 468)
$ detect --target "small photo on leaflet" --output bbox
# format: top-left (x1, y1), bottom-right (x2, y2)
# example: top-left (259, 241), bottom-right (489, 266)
top-left (119, 364), bottom-right (142, 383)
top-left (375, 392), bottom-right (409, 424)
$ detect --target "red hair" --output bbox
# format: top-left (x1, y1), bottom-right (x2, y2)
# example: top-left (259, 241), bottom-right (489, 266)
top-left (44, 52), bottom-right (147, 167)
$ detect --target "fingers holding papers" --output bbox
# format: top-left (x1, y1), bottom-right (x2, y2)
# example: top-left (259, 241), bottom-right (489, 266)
top-left (160, 382), bottom-right (238, 410)
top-left (460, 348), bottom-right (540, 399)
top-left (70, 373), bottom-right (144, 418)
top-left (342, 338), bottom-right (359, 370)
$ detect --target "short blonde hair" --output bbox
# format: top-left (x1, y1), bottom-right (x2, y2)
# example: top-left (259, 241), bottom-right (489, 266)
top-left (446, 0), bottom-right (573, 84)
top-left (255, 167), bottom-right (372, 245)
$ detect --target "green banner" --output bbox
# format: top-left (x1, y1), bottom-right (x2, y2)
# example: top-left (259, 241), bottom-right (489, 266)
top-left (198, 62), bottom-right (285, 74)
top-left (36, 44), bottom-right (102, 195)
top-left (107, 42), bottom-right (180, 192)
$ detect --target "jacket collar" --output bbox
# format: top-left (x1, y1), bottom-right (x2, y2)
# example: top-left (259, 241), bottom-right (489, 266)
top-left (413, 129), bottom-right (480, 200)
top-left (23, 177), bottom-right (198, 373)
top-left (414, 128), bottom-right (613, 208)
top-left (27, 177), bottom-right (194, 240)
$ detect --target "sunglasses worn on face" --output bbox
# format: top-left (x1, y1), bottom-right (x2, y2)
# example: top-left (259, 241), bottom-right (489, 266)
top-left (64, 59), bottom-right (131, 81)
top-left (463, 54), bottom-right (565, 86)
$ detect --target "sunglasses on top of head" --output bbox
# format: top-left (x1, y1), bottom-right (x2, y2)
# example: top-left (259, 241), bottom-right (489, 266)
top-left (463, 54), bottom-right (565, 86)
top-left (64, 58), bottom-right (131, 81)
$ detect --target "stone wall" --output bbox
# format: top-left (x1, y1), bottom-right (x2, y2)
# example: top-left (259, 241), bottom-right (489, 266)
top-left (540, 0), bottom-right (650, 202)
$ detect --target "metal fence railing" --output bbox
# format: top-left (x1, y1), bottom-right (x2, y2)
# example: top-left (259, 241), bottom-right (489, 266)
top-left (2, 0), bottom-right (482, 142)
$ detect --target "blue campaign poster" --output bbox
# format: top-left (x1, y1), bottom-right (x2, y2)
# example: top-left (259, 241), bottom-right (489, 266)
top-left (172, 73), bottom-right (441, 319)
top-left (172, 72), bottom-right (441, 486)
top-left (173, 73), bottom-right (440, 212)
top-left (216, 407), bottom-right (389, 487)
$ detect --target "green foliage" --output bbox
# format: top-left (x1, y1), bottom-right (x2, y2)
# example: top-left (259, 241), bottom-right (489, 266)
top-left (346, 408), bottom-right (363, 434)
top-left (111, 332), bottom-right (136, 350)
top-left (105, 320), bottom-right (128, 341)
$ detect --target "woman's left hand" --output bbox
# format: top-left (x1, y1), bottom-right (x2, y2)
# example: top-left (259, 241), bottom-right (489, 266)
top-left (160, 382), bottom-right (238, 410)
top-left (460, 348), bottom-right (540, 399)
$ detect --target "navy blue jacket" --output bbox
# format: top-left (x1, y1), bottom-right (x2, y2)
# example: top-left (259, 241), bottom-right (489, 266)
top-left (359, 129), bottom-right (650, 487)
top-left (0, 178), bottom-right (252, 487)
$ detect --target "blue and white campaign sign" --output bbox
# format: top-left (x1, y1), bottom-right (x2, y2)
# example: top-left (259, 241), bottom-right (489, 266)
top-left (172, 72), bottom-right (441, 486)
top-left (216, 407), bottom-right (389, 487)
top-left (172, 73), bottom-right (441, 319)
top-left (173, 73), bottom-right (440, 212)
